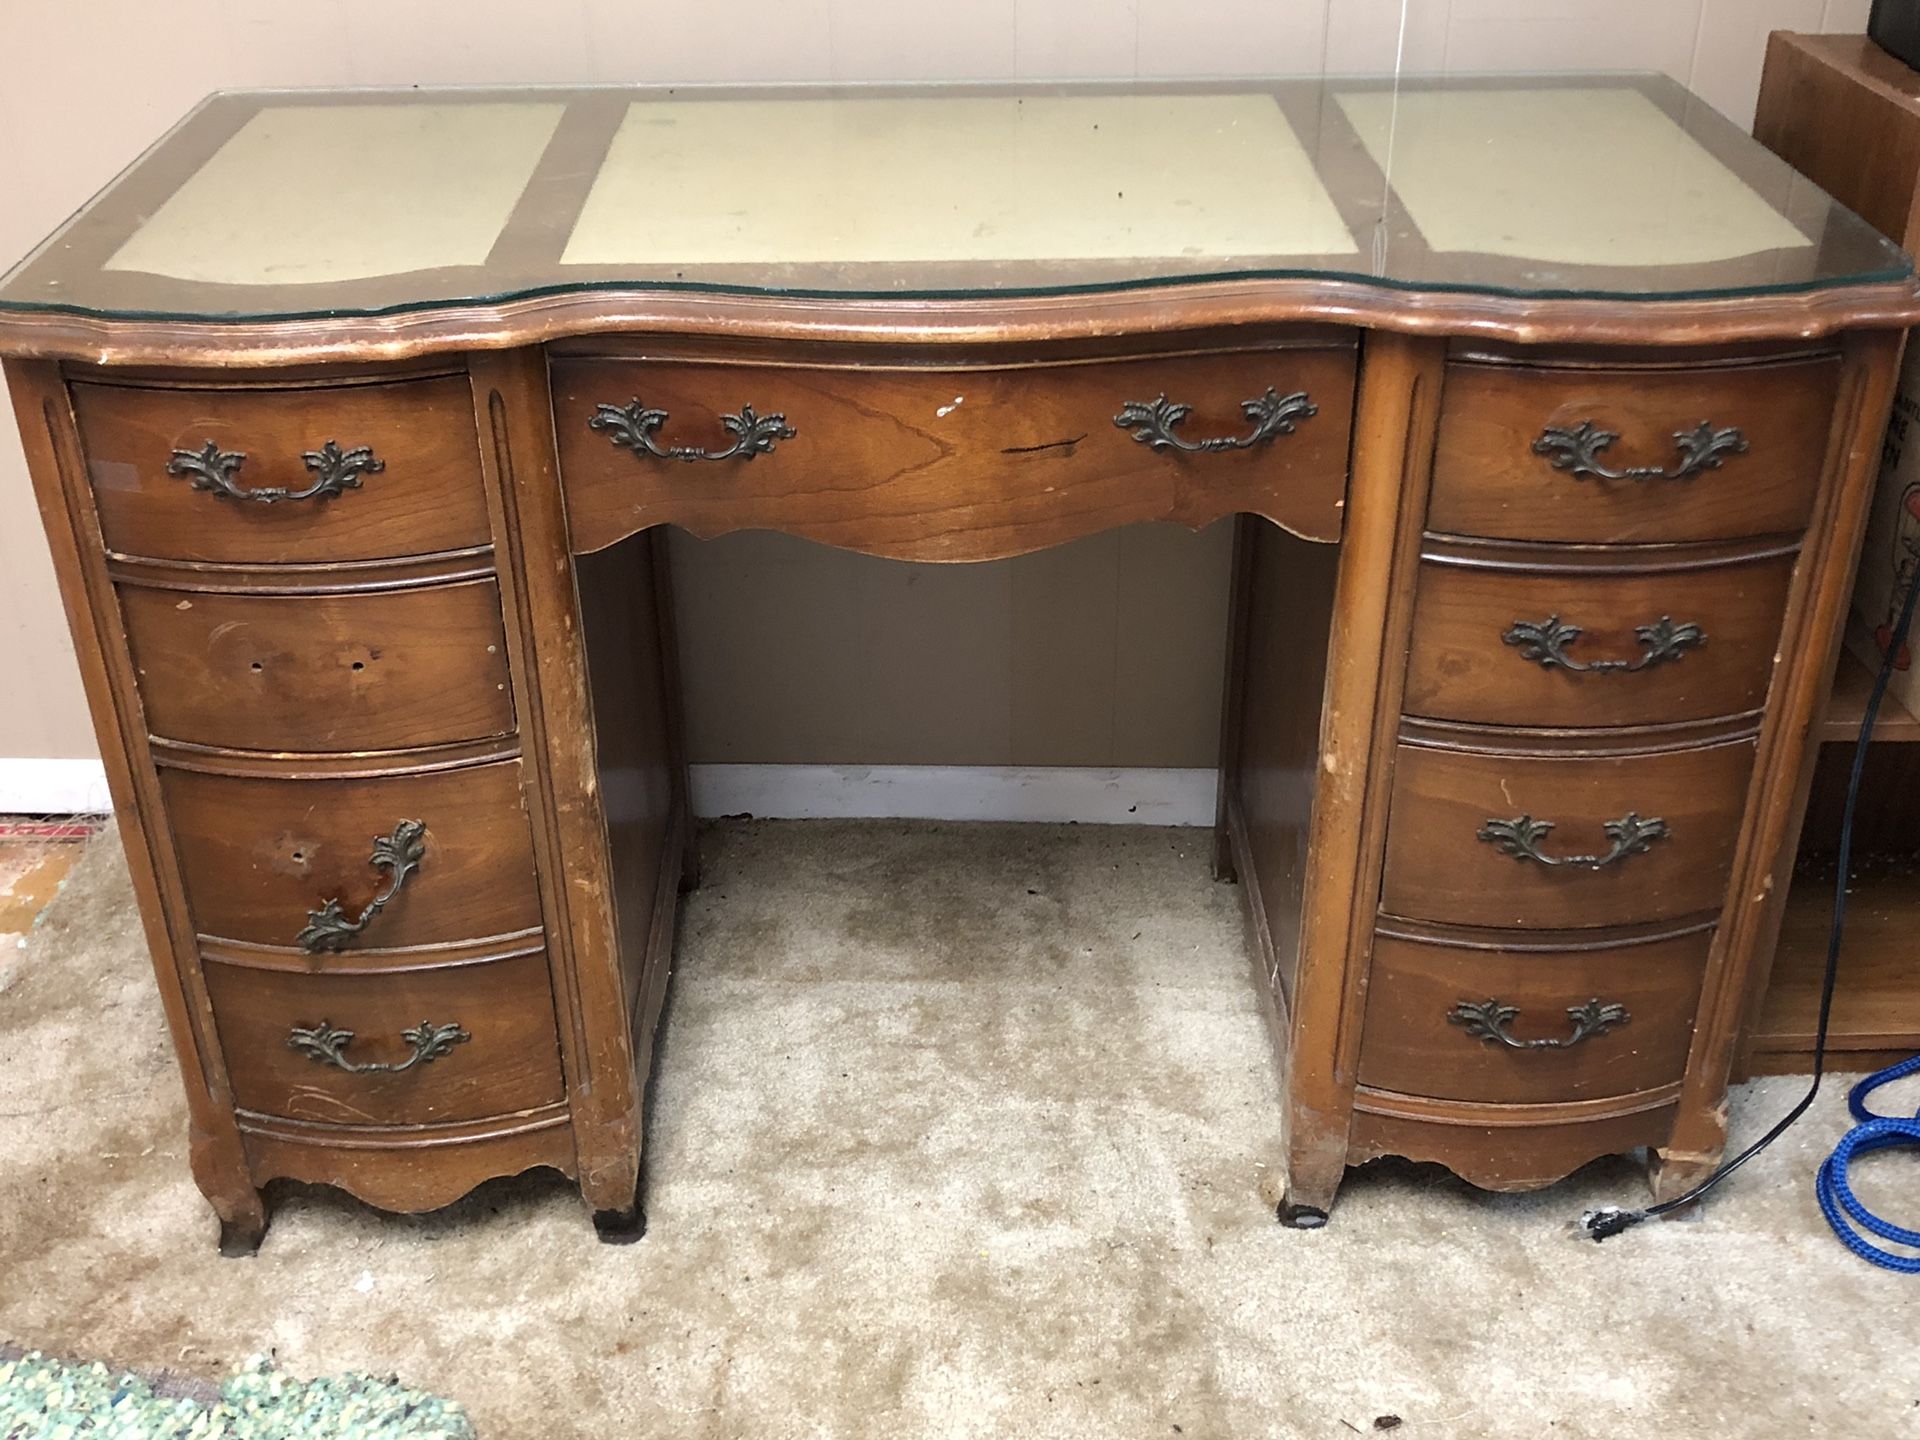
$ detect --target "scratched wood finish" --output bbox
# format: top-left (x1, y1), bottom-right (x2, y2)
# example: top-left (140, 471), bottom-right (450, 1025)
top-left (1401, 544), bottom-right (1797, 729)
top-left (551, 340), bottom-right (1358, 559)
top-left (1428, 351), bottom-right (1839, 544)
top-left (204, 946), bottom-right (565, 1126)
top-left (160, 759), bottom-right (544, 951)
top-left (1380, 734), bottom-right (1757, 930)
top-left (70, 372), bottom-right (493, 563)
top-left (121, 578), bottom-right (515, 752)
top-left (1357, 925), bottom-right (1710, 1104)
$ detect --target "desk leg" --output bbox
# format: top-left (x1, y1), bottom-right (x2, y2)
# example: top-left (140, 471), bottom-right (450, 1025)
top-left (474, 349), bottom-right (680, 1233)
top-left (1226, 333), bottom-right (1446, 1227)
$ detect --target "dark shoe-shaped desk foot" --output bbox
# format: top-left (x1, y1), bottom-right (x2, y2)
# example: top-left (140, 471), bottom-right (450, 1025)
top-left (219, 1215), bottom-right (267, 1257)
top-left (593, 1202), bottom-right (647, 1244)
top-left (1277, 1199), bottom-right (1330, 1230)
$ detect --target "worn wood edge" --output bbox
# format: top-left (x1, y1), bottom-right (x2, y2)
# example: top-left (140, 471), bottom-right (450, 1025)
top-left (4, 357), bottom-right (267, 1240)
top-left (148, 735), bottom-right (521, 780)
top-left (1374, 911), bottom-right (1720, 951)
top-left (5, 275), bottom-right (1919, 369)
top-left (1279, 330), bottom-right (1447, 1209)
top-left (1419, 532), bottom-right (1803, 574)
top-left (106, 548), bottom-right (497, 594)
top-left (199, 927), bottom-right (546, 975)
top-left (236, 1102), bottom-right (571, 1146)
top-left (471, 349), bottom-right (642, 1216)
top-left (1351, 1082), bottom-right (1685, 1126)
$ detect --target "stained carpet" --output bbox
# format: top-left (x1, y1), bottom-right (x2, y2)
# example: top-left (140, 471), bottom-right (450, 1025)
top-left (0, 819), bottom-right (1916, 1439)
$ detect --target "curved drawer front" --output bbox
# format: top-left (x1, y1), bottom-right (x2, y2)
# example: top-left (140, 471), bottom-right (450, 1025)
top-left (123, 578), bottom-right (515, 753)
top-left (1402, 545), bottom-right (1796, 728)
top-left (159, 760), bottom-right (543, 951)
top-left (1379, 735), bottom-right (1756, 930)
top-left (1428, 352), bottom-right (1838, 544)
top-left (551, 342), bottom-right (1357, 558)
top-left (1357, 926), bottom-right (1709, 1104)
top-left (72, 374), bottom-right (491, 564)
top-left (204, 946), bottom-right (564, 1126)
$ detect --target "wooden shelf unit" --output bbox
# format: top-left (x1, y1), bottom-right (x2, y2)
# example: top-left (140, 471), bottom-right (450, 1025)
top-left (1819, 648), bottom-right (1920, 742)
top-left (1748, 31), bottom-right (1920, 1076)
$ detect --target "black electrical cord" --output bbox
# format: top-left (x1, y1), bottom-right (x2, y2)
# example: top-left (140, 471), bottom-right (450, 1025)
top-left (1580, 558), bottom-right (1920, 1242)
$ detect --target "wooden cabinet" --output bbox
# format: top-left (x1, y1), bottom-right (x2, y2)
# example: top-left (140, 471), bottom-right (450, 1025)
top-left (1749, 31), bottom-right (1920, 1075)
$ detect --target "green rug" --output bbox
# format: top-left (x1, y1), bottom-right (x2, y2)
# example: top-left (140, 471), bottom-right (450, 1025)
top-left (0, 1352), bottom-right (474, 1439)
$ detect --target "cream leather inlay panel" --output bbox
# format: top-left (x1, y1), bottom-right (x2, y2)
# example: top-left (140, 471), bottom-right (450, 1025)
top-left (105, 103), bottom-right (566, 285)
top-left (1336, 88), bottom-right (1811, 267)
top-left (561, 94), bottom-right (1359, 267)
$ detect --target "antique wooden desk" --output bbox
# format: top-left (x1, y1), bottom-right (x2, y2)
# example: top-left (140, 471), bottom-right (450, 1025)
top-left (2, 77), bottom-right (1915, 1253)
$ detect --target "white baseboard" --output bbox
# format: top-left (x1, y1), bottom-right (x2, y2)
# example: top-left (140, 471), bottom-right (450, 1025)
top-left (689, 764), bottom-right (1217, 826)
top-left (0, 758), bottom-right (1219, 825)
top-left (0, 758), bottom-right (113, 815)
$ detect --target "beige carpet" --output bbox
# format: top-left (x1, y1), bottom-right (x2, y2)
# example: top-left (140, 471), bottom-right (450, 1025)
top-left (2, 819), bottom-right (1917, 1439)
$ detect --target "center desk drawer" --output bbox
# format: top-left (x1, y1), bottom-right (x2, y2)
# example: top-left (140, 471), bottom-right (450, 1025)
top-left (159, 760), bottom-right (543, 951)
top-left (1379, 734), bottom-right (1757, 930)
top-left (70, 373), bottom-right (492, 564)
top-left (550, 343), bottom-right (1357, 556)
top-left (1428, 352), bottom-right (1839, 544)
top-left (123, 578), bottom-right (515, 753)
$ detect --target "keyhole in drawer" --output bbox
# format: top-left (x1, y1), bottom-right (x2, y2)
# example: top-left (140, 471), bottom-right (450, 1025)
top-left (351, 661), bottom-right (365, 671)
top-left (249, 661), bottom-right (263, 672)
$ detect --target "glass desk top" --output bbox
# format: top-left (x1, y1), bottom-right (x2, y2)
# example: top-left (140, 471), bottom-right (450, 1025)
top-left (0, 74), bottom-right (1908, 326)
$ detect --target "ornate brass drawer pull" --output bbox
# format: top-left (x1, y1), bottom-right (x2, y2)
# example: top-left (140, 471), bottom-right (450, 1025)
top-left (1532, 419), bottom-right (1747, 482)
top-left (1503, 614), bottom-right (1706, 673)
top-left (1477, 812), bottom-right (1668, 869)
top-left (589, 398), bottom-right (795, 463)
top-left (287, 1019), bottom-right (471, 1074)
top-left (1113, 388), bottom-right (1317, 453)
top-left (295, 819), bottom-right (427, 953)
top-left (166, 439), bottom-right (386, 504)
top-left (1448, 997), bottom-right (1630, 1050)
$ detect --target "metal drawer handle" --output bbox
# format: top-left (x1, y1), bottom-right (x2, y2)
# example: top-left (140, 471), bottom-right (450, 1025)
top-left (1532, 419), bottom-right (1747, 482)
top-left (166, 439), bottom-right (385, 504)
top-left (590, 398), bottom-right (795, 462)
top-left (295, 819), bottom-right (426, 953)
top-left (1114, 388), bottom-right (1317, 453)
top-left (1477, 812), bottom-right (1668, 869)
top-left (1448, 997), bottom-right (1631, 1051)
top-left (287, 1019), bottom-right (470, 1074)
top-left (1503, 614), bottom-right (1706, 674)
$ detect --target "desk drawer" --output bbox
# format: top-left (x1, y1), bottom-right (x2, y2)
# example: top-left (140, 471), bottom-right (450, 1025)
top-left (1401, 544), bottom-right (1796, 728)
top-left (72, 373), bottom-right (492, 564)
top-left (1357, 926), bottom-right (1708, 1104)
top-left (160, 760), bottom-right (543, 951)
top-left (205, 945), bottom-right (565, 1126)
top-left (1428, 353), bottom-right (1838, 543)
top-left (123, 577), bottom-right (515, 753)
top-left (551, 342), bottom-right (1357, 557)
top-left (1379, 735), bottom-right (1756, 929)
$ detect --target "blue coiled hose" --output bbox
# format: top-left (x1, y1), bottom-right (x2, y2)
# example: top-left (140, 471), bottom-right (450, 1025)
top-left (1815, 1054), bottom-right (1920, 1272)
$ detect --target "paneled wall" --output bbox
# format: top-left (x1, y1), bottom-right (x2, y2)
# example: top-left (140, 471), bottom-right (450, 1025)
top-left (0, 0), bottom-right (1875, 776)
